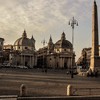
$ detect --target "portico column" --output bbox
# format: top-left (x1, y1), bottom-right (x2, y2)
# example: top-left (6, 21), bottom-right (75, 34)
top-left (60, 57), bottom-right (63, 68)
top-left (63, 58), bottom-right (64, 68)
top-left (24, 55), bottom-right (25, 66)
top-left (70, 57), bottom-right (72, 69)
top-left (68, 57), bottom-right (70, 69)
top-left (31, 56), bottom-right (34, 68)
top-left (30, 55), bottom-right (31, 68)
top-left (21, 54), bottom-right (22, 65)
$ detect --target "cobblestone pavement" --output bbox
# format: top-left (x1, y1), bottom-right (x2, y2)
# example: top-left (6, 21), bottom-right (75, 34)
top-left (0, 68), bottom-right (100, 96)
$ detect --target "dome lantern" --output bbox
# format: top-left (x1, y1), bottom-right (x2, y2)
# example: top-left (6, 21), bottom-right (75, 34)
top-left (22, 30), bottom-right (27, 38)
top-left (61, 32), bottom-right (66, 41)
top-left (48, 35), bottom-right (53, 44)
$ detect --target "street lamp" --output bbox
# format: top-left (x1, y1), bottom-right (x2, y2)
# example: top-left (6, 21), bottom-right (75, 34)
top-left (69, 17), bottom-right (78, 78)
top-left (41, 38), bottom-right (47, 72)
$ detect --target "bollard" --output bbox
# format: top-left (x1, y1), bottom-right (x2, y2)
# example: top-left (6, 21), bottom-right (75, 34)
top-left (67, 84), bottom-right (73, 96)
top-left (20, 84), bottom-right (27, 97)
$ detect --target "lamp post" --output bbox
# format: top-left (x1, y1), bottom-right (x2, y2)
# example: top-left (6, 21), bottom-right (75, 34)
top-left (41, 39), bottom-right (47, 72)
top-left (69, 17), bottom-right (78, 78)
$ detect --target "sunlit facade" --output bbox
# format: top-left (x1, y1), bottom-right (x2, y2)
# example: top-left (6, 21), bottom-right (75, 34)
top-left (10, 30), bottom-right (37, 68)
top-left (37, 32), bottom-right (75, 69)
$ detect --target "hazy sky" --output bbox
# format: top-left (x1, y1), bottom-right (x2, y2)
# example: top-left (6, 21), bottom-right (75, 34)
top-left (0, 0), bottom-right (100, 60)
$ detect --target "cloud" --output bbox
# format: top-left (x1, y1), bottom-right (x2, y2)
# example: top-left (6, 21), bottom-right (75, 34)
top-left (0, 0), bottom-right (99, 56)
top-left (0, 0), bottom-right (91, 29)
top-left (0, 0), bottom-right (90, 28)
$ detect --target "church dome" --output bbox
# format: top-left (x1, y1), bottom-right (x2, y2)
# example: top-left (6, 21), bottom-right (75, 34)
top-left (55, 40), bottom-right (72, 49)
top-left (14, 37), bottom-right (33, 47)
top-left (14, 30), bottom-right (35, 50)
top-left (54, 32), bottom-right (72, 49)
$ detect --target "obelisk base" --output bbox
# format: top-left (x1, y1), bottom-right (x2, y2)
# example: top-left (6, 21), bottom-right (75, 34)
top-left (88, 55), bottom-right (100, 76)
top-left (87, 68), bottom-right (98, 77)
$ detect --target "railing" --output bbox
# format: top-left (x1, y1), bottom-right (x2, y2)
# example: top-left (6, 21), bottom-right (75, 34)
top-left (73, 88), bottom-right (100, 96)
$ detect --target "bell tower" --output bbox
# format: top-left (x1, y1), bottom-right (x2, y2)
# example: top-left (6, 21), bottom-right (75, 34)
top-left (48, 35), bottom-right (54, 53)
top-left (31, 35), bottom-right (36, 50)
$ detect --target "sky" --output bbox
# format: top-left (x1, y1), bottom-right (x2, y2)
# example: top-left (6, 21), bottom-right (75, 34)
top-left (0, 0), bottom-right (100, 61)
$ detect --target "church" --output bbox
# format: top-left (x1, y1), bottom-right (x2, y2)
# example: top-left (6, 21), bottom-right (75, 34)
top-left (1, 31), bottom-right (74, 69)
top-left (9, 30), bottom-right (37, 68)
top-left (37, 32), bottom-right (75, 69)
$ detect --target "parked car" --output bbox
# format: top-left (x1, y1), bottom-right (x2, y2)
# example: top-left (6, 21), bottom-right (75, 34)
top-left (17, 65), bottom-right (28, 69)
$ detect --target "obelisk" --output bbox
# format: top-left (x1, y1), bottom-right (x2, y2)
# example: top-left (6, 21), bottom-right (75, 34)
top-left (89, 0), bottom-right (99, 74)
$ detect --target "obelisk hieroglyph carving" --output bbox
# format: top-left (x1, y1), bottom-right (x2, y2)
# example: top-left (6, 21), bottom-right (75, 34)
top-left (90, 0), bottom-right (99, 73)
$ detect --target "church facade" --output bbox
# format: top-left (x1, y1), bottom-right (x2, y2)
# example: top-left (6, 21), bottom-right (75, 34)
top-left (1, 31), bottom-right (75, 69)
top-left (37, 32), bottom-right (75, 69)
top-left (9, 30), bottom-right (37, 68)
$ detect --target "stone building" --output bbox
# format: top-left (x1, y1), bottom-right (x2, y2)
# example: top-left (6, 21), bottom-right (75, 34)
top-left (0, 38), bottom-right (4, 51)
top-left (0, 37), bottom-right (4, 64)
top-left (2, 45), bottom-right (13, 65)
top-left (10, 30), bottom-right (37, 68)
top-left (77, 48), bottom-right (91, 69)
top-left (37, 46), bottom-right (48, 68)
top-left (37, 32), bottom-right (75, 69)
top-left (77, 46), bottom-right (100, 68)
